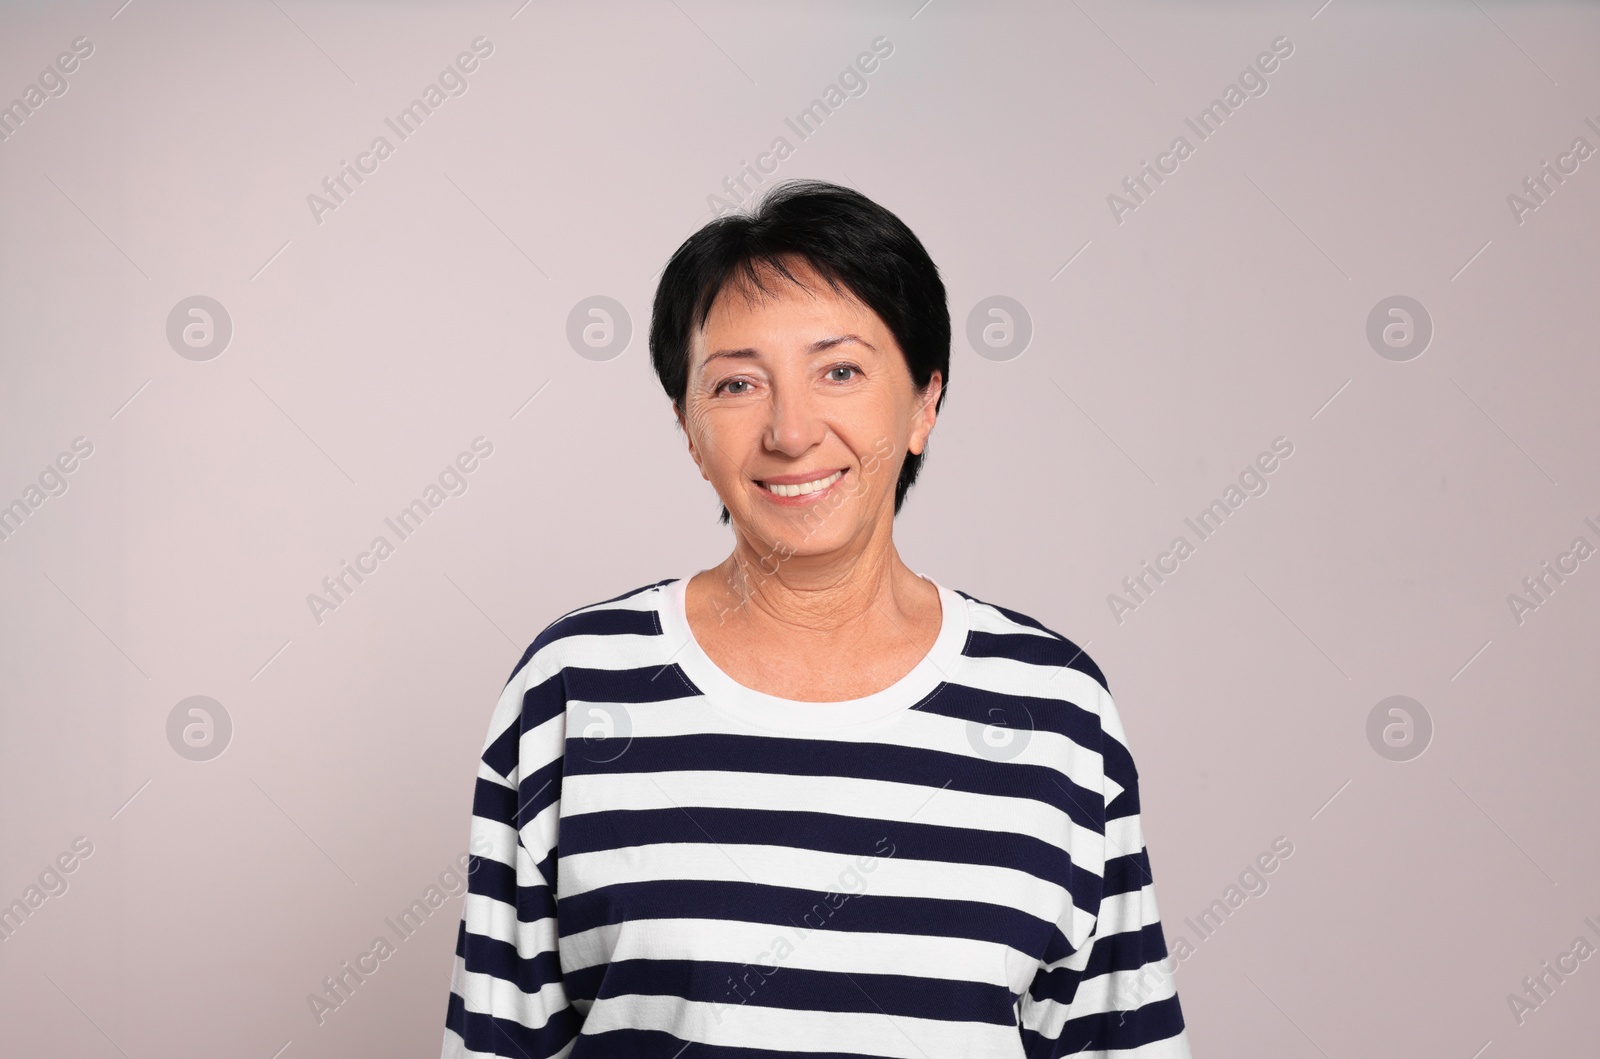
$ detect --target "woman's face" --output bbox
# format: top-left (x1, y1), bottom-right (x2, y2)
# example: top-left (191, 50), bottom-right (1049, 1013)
top-left (676, 257), bottom-right (940, 557)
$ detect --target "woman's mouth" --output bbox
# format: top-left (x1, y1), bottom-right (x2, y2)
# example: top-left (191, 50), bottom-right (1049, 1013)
top-left (755, 468), bottom-right (846, 502)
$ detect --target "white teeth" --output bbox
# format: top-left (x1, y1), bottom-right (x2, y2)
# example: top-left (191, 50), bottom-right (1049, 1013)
top-left (761, 469), bottom-right (843, 497)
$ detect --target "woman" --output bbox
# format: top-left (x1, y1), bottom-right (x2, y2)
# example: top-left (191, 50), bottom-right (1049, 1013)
top-left (442, 180), bottom-right (1193, 1057)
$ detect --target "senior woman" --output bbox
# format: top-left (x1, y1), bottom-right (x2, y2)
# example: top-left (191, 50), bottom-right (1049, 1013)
top-left (442, 180), bottom-right (1193, 1058)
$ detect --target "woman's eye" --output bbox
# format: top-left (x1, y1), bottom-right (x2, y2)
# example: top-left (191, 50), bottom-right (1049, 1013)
top-left (828, 365), bottom-right (859, 382)
top-left (716, 379), bottom-right (750, 395)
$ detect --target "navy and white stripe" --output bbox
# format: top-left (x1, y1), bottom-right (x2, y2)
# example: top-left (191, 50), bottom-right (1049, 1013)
top-left (442, 576), bottom-right (1191, 1058)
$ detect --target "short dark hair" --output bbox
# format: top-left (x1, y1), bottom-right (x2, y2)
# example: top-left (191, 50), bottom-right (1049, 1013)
top-left (649, 178), bottom-right (950, 525)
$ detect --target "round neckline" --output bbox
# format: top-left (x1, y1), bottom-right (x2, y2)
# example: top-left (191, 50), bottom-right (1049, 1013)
top-left (659, 572), bottom-right (968, 732)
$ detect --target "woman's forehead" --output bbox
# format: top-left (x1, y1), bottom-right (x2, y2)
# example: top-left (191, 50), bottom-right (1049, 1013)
top-left (692, 315), bottom-right (887, 377)
top-left (699, 273), bottom-right (878, 346)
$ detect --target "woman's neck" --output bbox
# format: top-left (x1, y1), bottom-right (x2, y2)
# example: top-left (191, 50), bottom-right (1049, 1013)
top-left (698, 544), bottom-right (930, 642)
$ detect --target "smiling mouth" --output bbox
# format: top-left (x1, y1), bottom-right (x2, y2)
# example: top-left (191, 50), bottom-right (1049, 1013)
top-left (755, 469), bottom-right (846, 498)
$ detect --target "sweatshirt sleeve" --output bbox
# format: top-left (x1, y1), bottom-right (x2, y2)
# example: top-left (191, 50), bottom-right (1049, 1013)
top-left (1017, 683), bottom-right (1193, 1058)
top-left (442, 645), bottom-right (582, 1058)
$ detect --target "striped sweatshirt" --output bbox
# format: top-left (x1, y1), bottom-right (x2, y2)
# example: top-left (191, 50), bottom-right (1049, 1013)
top-left (442, 574), bottom-right (1193, 1058)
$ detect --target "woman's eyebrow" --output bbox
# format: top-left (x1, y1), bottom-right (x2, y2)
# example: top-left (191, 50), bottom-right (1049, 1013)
top-left (702, 333), bottom-right (878, 367)
top-left (812, 333), bottom-right (876, 354)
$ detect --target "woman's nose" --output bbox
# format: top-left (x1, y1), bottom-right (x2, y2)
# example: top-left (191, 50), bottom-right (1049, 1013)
top-left (763, 387), bottom-right (824, 455)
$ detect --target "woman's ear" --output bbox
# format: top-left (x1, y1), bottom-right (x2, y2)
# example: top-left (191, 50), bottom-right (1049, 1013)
top-left (908, 371), bottom-right (942, 456)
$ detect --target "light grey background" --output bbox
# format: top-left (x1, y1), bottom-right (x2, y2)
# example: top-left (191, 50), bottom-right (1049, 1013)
top-left (2, 1), bottom-right (1597, 1056)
